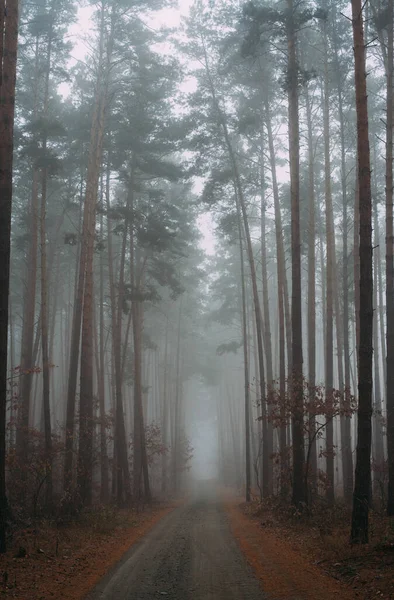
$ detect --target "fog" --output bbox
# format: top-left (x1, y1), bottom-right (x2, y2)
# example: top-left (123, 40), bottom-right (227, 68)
top-left (0, 0), bottom-right (392, 559)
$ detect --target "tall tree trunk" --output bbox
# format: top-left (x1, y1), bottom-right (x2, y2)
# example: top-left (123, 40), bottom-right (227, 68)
top-left (40, 159), bottom-right (53, 510)
top-left (105, 158), bottom-right (131, 504)
top-left (385, 0), bottom-right (394, 516)
top-left (98, 211), bottom-right (109, 503)
top-left (0, 0), bottom-right (19, 553)
top-left (77, 12), bottom-right (110, 506)
top-left (172, 298), bottom-right (183, 494)
top-left (236, 192), bottom-right (251, 501)
top-left (354, 177), bottom-right (360, 377)
top-left (265, 99), bottom-right (292, 378)
top-left (113, 196), bottom-right (129, 504)
top-left (305, 84), bottom-right (317, 497)
top-left (131, 246), bottom-right (151, 503)
top-left (161, 316), bottom-right (169, 493)
top-left (40, 14), bottom-right (54, 510)
top-left (17, 32), bottom-right (41, 460)
top-left (17, 174), bottom-right (39, 459)
top-left (265, 102), bottom-right (288, 494)
top-left (200, 38), bottom-right (267, 493)
top-left (350, 0), bottom-right (374, 544)
top-left (333, 20), bottom-right (354, 501)
top-left (322, 22), bottom-right (335, 502)
top-left (287, 0), bottom-right (305, 507)
top-left (373, 206), bottom-right (384, 474)
top-left (260, 143), bottom-right (274, 495)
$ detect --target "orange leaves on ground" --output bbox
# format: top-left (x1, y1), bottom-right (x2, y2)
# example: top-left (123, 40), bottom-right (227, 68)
top-left (0, 503), bottom-right (175, 600)
top-left (224, 498), bottom-right (356, 600)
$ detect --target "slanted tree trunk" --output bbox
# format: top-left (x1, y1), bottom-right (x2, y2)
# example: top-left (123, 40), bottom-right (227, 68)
top-left (0, 0), bottom-right (19, 553)
top-left (199, 37), bottom-right (267, 493)
top-left (236, 189), bottom-right (251, 501)
top-left (350, 0), bottom-right (374, 544)
top-left (260, 143), bottom-right (274, 495)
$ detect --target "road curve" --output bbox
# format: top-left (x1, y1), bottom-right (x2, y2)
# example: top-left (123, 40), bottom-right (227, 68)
top-left (86, 486), bottom-right (266, 600)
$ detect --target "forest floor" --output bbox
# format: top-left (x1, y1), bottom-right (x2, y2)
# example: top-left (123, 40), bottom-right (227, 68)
top-left (226, 494), bottom-right (394, 600)
top-left (0, 500), bottom-right (176, 600)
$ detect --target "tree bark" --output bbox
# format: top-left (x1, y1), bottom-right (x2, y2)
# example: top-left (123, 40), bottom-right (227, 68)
top-left (260, 141), bottom-right (274, 495)
top-left (287, 0), bottom-right (305, 507)
top-left (305, 83), bottom-right (317, 498)
top-left (236, 189), bottom-right (251, 501)
top-left (265, 102), bottom-right (288, 494)
top-left (0, 0), bottom-right (19, 553)
top-left (98, 210), bottom-right (109, 503)
top-left (385, 0), bottom-right (394, 516)
top-left (322, 20), bottom-right (335, 502)
top-left (333, 19), bottom-right (354, 501)
top-left (105, 158), bottom-right (131, 504)
top-left (350, 0), bottom-right (374, 544)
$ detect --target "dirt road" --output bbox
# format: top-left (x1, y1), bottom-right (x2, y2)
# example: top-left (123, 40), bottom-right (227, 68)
top-left (87, 487), bottom-right (266, 600)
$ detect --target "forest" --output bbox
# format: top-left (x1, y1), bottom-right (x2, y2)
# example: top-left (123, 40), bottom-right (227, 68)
top-left (0, 0), bottom-right (393, 595)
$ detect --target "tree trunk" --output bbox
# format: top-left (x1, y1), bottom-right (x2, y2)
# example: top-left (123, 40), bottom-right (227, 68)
top-left (260, 142), bottom-right (274, 495)
top-left (172, 298), bottom-right (183, 494)
top-left (17, 173), bottom-right (39, 460)
top-left (236, 191), bottom-right (251, 501)
top-left (265, 101), bottom-right (288, 495)
top-left (40, 15), bottom-right (54, 510)
top-left (161, 317), bottom-right (169, 493)
top-left (0, 0), bottom-right (19, 553)
top-left (77, 25), bottom-right (109, 506)
top-left (305, 83), bottom-right (317, 498)
top-left (17, 31), bottom-right (41, 460)
top-left (322, 22), bottom-right (335, 502)
top-left (385, 0), bottom-right (394, 516)
top-left (131, 243), bottom-right (151, 503)
top-left (350, 0), bottom-right (374, 544)
top-left (98, 210), bottom-right (109, 503)
top-left (105, 158), bottom-right (131, 504)
top-left (40, 160), bottom-right (53, 510)
top-left (287, 0), bottom-right (305, 507)
top-left (373, 207), bottom-right (384, 474)
top-left (200, 38), bottom-right (267, 494)
top-left (333, 21), bottom-right (354, 501)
